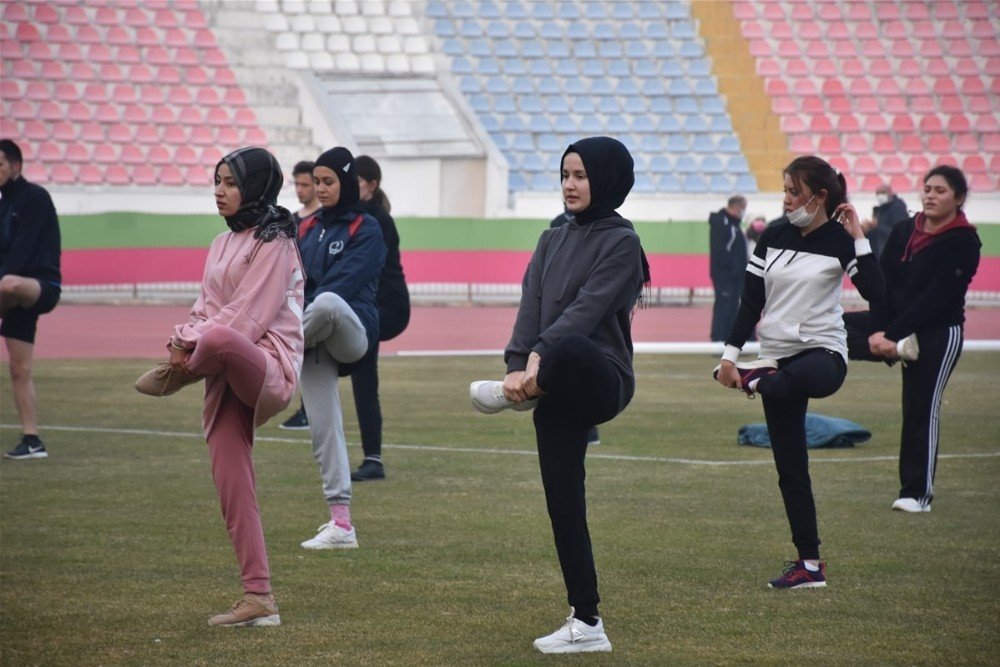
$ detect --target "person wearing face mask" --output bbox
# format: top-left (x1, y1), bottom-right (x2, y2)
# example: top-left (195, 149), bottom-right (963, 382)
top-left (134, 147), bottom-right (304, 627)
top-left (844, 166), bottom-right (980, 513)
top-left (709, 195), bottom-right (748, 342)
top-left (861, 183), bottom-right (909, 260)
top-left (469, 137), bottom-right (650, 654)
top-left (296, 147), bottom-right (386, 550)
top-left (713, 155), bottom-right (883, 590)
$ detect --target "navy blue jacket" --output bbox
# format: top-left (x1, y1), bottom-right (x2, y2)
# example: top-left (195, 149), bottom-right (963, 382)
top-left (0, 176), bottom-right (61, 286)
top-left (298, 206), bottom-right (386, 348)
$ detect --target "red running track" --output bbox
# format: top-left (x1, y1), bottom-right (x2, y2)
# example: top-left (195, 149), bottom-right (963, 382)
top-left (7, 304), bottom-right (1000, 360)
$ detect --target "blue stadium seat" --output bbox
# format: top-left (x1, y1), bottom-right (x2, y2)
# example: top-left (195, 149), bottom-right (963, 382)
top-left (607, 115), bottom-right (629, 134)
top-left (623, 96), bottom-right (646, 114)
top-left (659, 116), bottom-right (682, 133)
top-left (583, 59), bottom-right (604, 77)
top-left (727, 156), bottom-right (750, 174)
top-left (442, 39), bottom-right (463, 56)
top-left (469, 94), bottom-right (490, 113)
top-left (470, 39), bottom-right (491, 57)
top-left (672, 20), bottom-right (696, 39)
top-left (521, 42), bottom-right (544, 58)
top-left (480, 115), bottom-right (500, 132)
top-left (675, 155), bottom-right (698, 173)
top-left (573, 97), bottom-right (597, 114)
top-left (675, 96), bottom-right (699, 114)
top-left (599, 41), bottom-right (622, 58)
top-left (626, 42), bottom-right (649, 58)
top-left (709, 175), bottom-right (733, 193)
top-left (504, 1), bottom-right (528, 19)
top-left (480, 0), bottom-right (501, 19)
top-left (451, 57), bottom-right (473, 74)
top-left (478, 57), bottom-right (500, 74)
top-left (633, 174), bottom-right (655, 193)
top-left (486, 77), bottom-right (507, 94)
top-left (664, 1), bottom-right (689, 20)
top-left (684, 116), bottom-right (708, 132)
top-left (679, 42), bottom-right (704, 58)
top-left (426, 1), bottom-right (447, 18)
top-left (666, 134), bottom-right (688, 151)
top-left (573, 42), bottom-right (596, 58)
top-left (453, 1), bottom-right (474, 18)
top-left (691, 135), bottom-right (716, 153)
top-left (529, 115), bottom-right (553, 133)
top-left (556, 0), bottom-right (576, 19)
top-left (684, 174), bottom-right (709, 193)
top-left (632, 115), bottom-right (655, 132)
top-left (578, 115), bottom-right (603, 133)
top-left (620, 23), bottom-right (642, 40)
top-left (643, 79), bottom-right (667, 96)
top-left (530, 1), bottom-right (554, 19)
top-left (649, 96), bottom-right (671, 113)
top-left (486, 21), bottom-right (508, 38)
top-left (594, 22), bottom-right (616, 40)
top-left (618, 134), bottom-right (640, 153)
top-left (545, 95), bottom-right (569, 114)
top-left (612, 2), bottom-right (634, 19)
top-left (460, 77), bottom-right (481, 93)
top-left (598, 97), bottom-right (620, 113)
top-left (512, 77), bottom-right (534, 94)
top-left (459, 20), bottom-right (483, 37)
top-left (649, 155), bottom-right (672, 173)
top-left (694, 79), bottom-right (717, 96)
top-left (641, 135), bottom-right (663, 152)
top-left (434, 19), bottom-right (455, 37)
top-left (709, 115), bottom-right (732, 133)
top-left (608, 60), bottom-right (630, 77)
top-left (701, 97), bottom-right (725, 114)
top-left (495, 41), bottom-right (517, 57)
top-left (508, 171), bottom-right (528, 191)
top-left (702, 156), bottom-right (724, 174)
top-left (503, 58), bottom-right (526, 75)
top-left (638, 1), bottom-right (661, 19)
top-left (547, 42), bottom-right (569, 58)
top-left (556, 60), bottom-right (577, 76)
top-left (539, 23), bottom-right (562, 39)
top-left (512, 133), bottom-right (534, 151)
top-left (687, 58), bottom-right (711, 77)
top-left (718, 136), bottom-right (741, 154)
top-left (735, 175), bottom-right (758, 192)
top-left (588, 79), bottom-right (613, 95)
top-left (531, 60), bottom-right (554, 76)
top-left (494, 94), bottom-right (517, 113)
top-left (521, 95), bottom-right (544, 114)
top-left (616, 79), bottom-right (639, 95)
top-left (489, 131), bottom-right (509, 149)
top-left (656, 44), bottom-right (680, 62)
top-left (522, 154), bottom-right (545, 172)
top-left (669, 79), bottom-right (693, 95)
top-left (635, 59), bottom-right (657, 77)
top-left (537, 134), bottom-right (561, 152)
top-left (513, 21), bottom-right (535, 38)
top-left (585, 3), bottom-right (607, 19)
top-left (567, 22), bottom-right (588, 39)
top-left (645, 23), bottom-right (668, 39)
top-left (659, 174), bottom-right (683, 192)
top-left (531, 172), bottom-right (554, 190)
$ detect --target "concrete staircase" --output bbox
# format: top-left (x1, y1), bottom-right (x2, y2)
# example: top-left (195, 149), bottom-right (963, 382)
top-left (197, 0), bottom-right (322, 172)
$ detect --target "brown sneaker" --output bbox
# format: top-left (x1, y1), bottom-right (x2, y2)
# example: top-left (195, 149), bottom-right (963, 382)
top-left (208, 593), bottom-right (281, 627)
top-left (134, 362), bottom-right (202, 397)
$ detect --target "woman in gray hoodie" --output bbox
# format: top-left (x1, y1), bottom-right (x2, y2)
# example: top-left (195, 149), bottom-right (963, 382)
top-left (470, 136), bottom-right (648, 654)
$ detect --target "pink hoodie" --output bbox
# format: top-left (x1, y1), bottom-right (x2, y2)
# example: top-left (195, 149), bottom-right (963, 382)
top-left (173, 229), bottom-right (305, 431)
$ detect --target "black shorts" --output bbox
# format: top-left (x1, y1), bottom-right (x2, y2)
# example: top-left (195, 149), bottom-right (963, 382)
top-left (0, 280), bottom-right (61, 344)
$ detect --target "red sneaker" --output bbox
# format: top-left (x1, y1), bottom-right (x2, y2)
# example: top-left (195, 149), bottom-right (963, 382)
top-left (768, 560), bottom-right (827, 589)
top-left (713, 359), bottom-right (778, 398)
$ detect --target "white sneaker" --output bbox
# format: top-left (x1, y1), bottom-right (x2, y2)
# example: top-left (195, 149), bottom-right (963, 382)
top-left (469, 380), bottom-right (538, 414)
top-left (892, 497), bottom-right (931, 513)
top-left (533, 613), bottom-right (612, 654)
top-left (300, 521), bottom-right (359, 549)
top-left (897, 334), bottom-right (919, 362)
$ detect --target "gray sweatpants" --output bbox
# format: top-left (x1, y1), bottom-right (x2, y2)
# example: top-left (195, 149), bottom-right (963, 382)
top-left (301, 292), bottom-right (369, 506)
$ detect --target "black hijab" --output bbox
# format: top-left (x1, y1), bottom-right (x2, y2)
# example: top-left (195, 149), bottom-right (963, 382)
top-left (216, 146), bottom-right (295, 242)
top-left (560, 136), bottom-right (634, 225)
top-left (315, 146), bottom-right (363, 218)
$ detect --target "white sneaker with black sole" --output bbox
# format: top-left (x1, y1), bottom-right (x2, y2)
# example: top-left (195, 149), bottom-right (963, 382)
top-left (301, 521), bottom-right (359, 549)
top-left (892, 497), bottom-right (931, 513)
top-left (533, 612), bottom-right (612, 654)
top-left (469, 380), bottom-right (538, 414)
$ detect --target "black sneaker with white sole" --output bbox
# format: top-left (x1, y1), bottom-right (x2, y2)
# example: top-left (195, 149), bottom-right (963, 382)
top-left (5, 435), bottom-right (48, 460)
top-left (351, 458), bottom-right (386, 481)
top-left (279, 404), bottom-right (309, 430)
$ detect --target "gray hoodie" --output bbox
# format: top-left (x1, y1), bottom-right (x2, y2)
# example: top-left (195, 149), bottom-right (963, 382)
top-left (505, 215), bottom-right (645, 401)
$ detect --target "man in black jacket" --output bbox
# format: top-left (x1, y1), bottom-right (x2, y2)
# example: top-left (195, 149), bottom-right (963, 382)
top-left (0, 139), bottom-right (62, 460)
top-left (862, 183), bottom-right (909, 259)
top-left (709, 195), bottom-right (747, 341)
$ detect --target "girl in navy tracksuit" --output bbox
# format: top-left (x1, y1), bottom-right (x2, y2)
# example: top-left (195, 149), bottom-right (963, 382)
top-left (715, 156), bottom-right (883, 589)
top-left (846, 165), bottom-right (980, 513)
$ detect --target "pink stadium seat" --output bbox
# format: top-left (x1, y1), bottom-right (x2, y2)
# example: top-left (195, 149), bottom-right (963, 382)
top-left (113, 46), bottom-right (141, 66)
top-left (145, 47), bottom-right (172, 65)
top-left (859, 175), bottom-right (882, 191)
top-left (80, 122), bottom-right (105, 142)
top-left (215, 68), bottom-right (238, 87)
top-left (1, 79), bottom-right (23, 100)
top-left (813, 58), bottom-right (836, 77)
top-left (66, 103), bottom-right (93, 125)
top-left (175, 146), bottom-right (199, 166)
top-left (976, 114), bottom-right (999, 132)
top-left (88, 44), bottom-right (114, 63)
top-left (840, 59), bottom-right (864, 77)
top-left (44, 23), bottom-right (72, 43)
top-left (185, 65), bottom-right (209, 85)
top-left (169, 87), bottom-right (193, 106)
top-left (890, 39), bottom-right (914, 58)
top-left (880, 156), bottom-right (905, 175)
top-left (883, 21), bottom-right (906, 39)
top-left (136, 27), bottom-right (160, 47)
top-left (748, 39), bottom-right (770, 57)
top-left (99, 63), bottom-right (126, 82)
top-left (189, 126), bottom-right (214, 145)
top-left (917, 38), bottom-right (942, 57)
top-left (124, 7), bottom-right (149, 26)
top-left (741, 21), bottom-right (763, 39)
top-left (765, 78), bottom-right (788, 96)
top-left (862, 113), bottom-right (889, 132)
top-left (52, 121), bottom-right (77, 142)
top-left (111, 84), bottom-right (138, 104)
top-left (92, 145), bottom-right (118, 164)
top-left (125, 64), bottom-right (154, 83)
top-left (911, 20), bottom-right (935, 38)
top-left (76, 24), bottom-right (102, 44)
top-left (38, 102), bottom-right (62, 121)
top-left (881, 96), bottom-right (907, 114)
top-left (24, 81), bottom-right (50, 101)
top-left (140, 84), bottom-right (165, 105)
top-left (789, 135), bottom-right (813, 153)
top-left (939, 21), bottom-right (964, 39)
top-left (889, 175), bottom-right (913, 193)
top-left (226, 87), bottom-right (247, 107)
top-left (933, 78), bottom-right (958, 96)
top-left (8, 101), bottom-right (34, 121)
top-left (938, 96), bottom-right (965, 114)
top-left (836, 115), bottom-right (860, 133)
top-left (205, 107), bottom-right (231, 126)
top-left (4, 3), bottom-right (29, 21)
top-left (105, 165), bottom-right (131, 186)
top-left (15, 22), bottom-right (42, 42)
top-left (123, 104), bottom-right (149, 123)
top-left (204, 48), bottom-right (228, 68)
top-left (827, 96), bottom-right (851, 114)
top-left (165, 28), bottom-right (189, 48)
top-left (49, 164), bottom-right (76, 185)
top-left (181, 8), bottom-right (209, 30)
top-left (908, 155), bottom-right (931, 174)
top-left (789, 3), bottom-right (812, 21)
top-left (855, 97), bottom-right (880, 114)
top-left (216, 127), bottom-right (241, 147)
top-left (0, 37), bottom-right (21, 59)
top-left (827, 23), bottom-right (849, 40)
top-left (65, 143), bottom-right (89, 163)
top-left (136, 125), bottom-right (161, 145)
top-left (809, 116), bottom-right (833, 133)
top-left (185, 165), bottom-right (212, 186)
top-left (844, 134), bottom-right (868, 153)
top-left (178, 107), bottom-right (203, 125)
top-left (64, 5), bottom-right (89, 25)
top-left (898, 135), bottom-right (922, 154)
top-left (756, 59), bottom-right (780, 77)
top-left (772, 96), bottom-right (795, 114)
top-left (24, 121), bottom-right (49, 141)
top-left (54, 81), bottom-right (80, 103)
top-left (120, 144), bottom-right (145, 165)
top-left (199, 147), bottom-right (223, 165)
top-left (770, 22), bottom-right (793, 40)
top-left (898, 59), bottom-right (922, 77)
top-left (132, 165), bottom-right (159, 186)
top-left (155, 8), bottom-right (179, 27)
top-left (969, 173), bottom-right (995, 191)
top-left (965, 1), bottom-right (990, 19)
top-left (153, 106), bottom-right (179, 125)
top-left (910, 96), bottom-right (935, 114)
top-left (157, 165), bottom-right (184, 186)
top-left (954, 59), bottom-right (979, 76)
top-left (919, 115), bottom-right (943, 133)
top-left (962, 156), bottom-right (987, 174)
top-left (158, 66), bottom-right (182, 84)
top-left (947, 114), bottom-right (972, 133)
top-left (175, 48), bottom-right (200, 66)
top-left (977, 38), bottom-right (1000, 57)
top-left (953, 134), bottom-right (979, 153)
top-left (872, 134), bottom-right (895, 153)
top-left (761, 4), bottom-right (784, 20)
top-left (58, 42), bottom-right (86, 62)
top-left (106, 26), bottom-right (131, 46)
top-left (161, 125), bottom-right (187, 144)
top-left (68, 62), bottom-right (96, 81)
top-left (95, 103), bottom-right (121, 123)
top-left (234, 108), bottom-right (258, 128)
top-left (817, 135), bottom-right (839, 153)
top-left (731, 1), bottom-right (755, 20)
top-left (926, 134), bottom-right (950, 153)
top-left (27, 41), bottom-right (55, 60)
top-left (242, 128), bottom-right (267, 145)
top-left (94, 6), bottom-right (119, 25)
top-left (785, 61), bottom-right (809, 78)
top-left (77, 164), bottom-right (103, 185)
top-left (107, 124), bottom-right (134, 144)
top-left (935, 155), bottom-right (959, 168)
top-left (193, 29), bottom-right (217, 49)
top-left (147, 145), bottom-right (171, 164)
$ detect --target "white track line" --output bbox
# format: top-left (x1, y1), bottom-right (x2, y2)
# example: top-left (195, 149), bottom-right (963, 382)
top-left (4, 424), bottom-right (999, 467)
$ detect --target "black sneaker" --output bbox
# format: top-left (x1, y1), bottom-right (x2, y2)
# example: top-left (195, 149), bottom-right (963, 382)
top-left (5, 435), bottom-right (48, 460)
top-left (351, 459), bottom-right (385, 481)
top-left (279, 404), bottom-right (309, 430)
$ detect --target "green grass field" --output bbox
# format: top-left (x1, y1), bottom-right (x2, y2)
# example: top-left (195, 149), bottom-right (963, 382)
top-left (2, 354), bottom-right (998, 665)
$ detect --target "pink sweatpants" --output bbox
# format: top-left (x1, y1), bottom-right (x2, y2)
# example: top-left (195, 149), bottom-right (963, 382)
top-left (186, 325), bottom-right (270, 595)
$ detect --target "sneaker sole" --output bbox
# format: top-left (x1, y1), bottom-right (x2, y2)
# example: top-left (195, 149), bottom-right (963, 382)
top-left (300, 541), bottom-right (359, 550)
top-left (768, 580), bottom-right (827, 589)
top-left (210, 614), bottom-right (282, 627)
top-left (4, 452), bottom-right (48, 459)
top-left (278, 424), bottom-right (310, 431)
top-left (892, 503), bottom-right (931, 513)
top-left (351, 473), bottom-right (385, 481)
top-left (534, 638), bottom-right (613, 654)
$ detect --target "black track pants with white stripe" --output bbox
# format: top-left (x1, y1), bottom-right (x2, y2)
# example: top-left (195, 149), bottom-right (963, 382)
top-left (899, 326), bottom-right (963, 505)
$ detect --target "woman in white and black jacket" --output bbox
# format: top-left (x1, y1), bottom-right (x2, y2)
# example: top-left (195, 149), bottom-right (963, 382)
top-left (846, 165), bottom-right (980, 513)
top-left (715, 156), bottom-right (883, 590)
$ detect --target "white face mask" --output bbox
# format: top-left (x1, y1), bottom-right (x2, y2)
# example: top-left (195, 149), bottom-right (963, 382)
top-left (786, 195), bottom-right (819, 227)
top-left (875, 193), bottom-right (890, 206)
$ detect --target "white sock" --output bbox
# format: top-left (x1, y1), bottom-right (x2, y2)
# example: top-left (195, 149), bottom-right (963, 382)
top-left (747, 378), bottom-right (760, 392)
top-left (803, 560), bottom-right (820, 572)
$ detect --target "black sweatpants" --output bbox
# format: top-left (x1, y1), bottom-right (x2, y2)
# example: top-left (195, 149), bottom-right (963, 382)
top-left (757, 348), bottom-right (846, 561)
top-left (898, 325), bottom-right (962, 504)
top-left (533, 334), bottom-right (630, 619)
top-left (349, 340), bottom-right (382, 460)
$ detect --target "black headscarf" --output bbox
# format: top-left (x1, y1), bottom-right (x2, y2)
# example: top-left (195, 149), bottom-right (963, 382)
top-left (315, 146), bottom-right (362, 217)
top-left (216, 146), bottom-right (295, 242)
top-left (560, 136), bottom-right (634, 225)
top-left (561, 137), bottom-right (650, 288)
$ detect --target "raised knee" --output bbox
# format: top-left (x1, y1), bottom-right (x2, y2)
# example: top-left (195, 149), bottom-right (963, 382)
top-left (196, 326), bottom-right (238, 353)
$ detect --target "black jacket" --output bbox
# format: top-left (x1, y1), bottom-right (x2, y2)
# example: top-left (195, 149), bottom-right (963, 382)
top-left (709, 208), bottom-right (746, 285)
top-left (868, 196), bottom-right (909, 259)
top-left (872, 216), bottom-right (980, 340)
top-left (0, 176), bottom-right (61, 285)
top-left (505, 215), bottom-right (644, 399)
top-left (363, 200), bottom-right (409, 340)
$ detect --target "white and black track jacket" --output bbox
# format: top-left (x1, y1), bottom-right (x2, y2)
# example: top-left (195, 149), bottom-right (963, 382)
top-left (723, 219), bottom-right (883, 363)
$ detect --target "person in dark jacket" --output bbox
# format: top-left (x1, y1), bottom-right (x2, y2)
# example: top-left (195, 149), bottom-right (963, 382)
top-left (862, 182), bottom-right (909, 259)
top-left (347, 155), bottom-right (410, 481)
top-left (709, 195), bottom-right (748, 341)
top-left (0, 139), bottom-right (61, 460)
top-left (470, 137), bottom-right (648, 654)
top-left (844, 166), bottom-right (980, 513)
top-left (297, 147), bottom-right (386, 550)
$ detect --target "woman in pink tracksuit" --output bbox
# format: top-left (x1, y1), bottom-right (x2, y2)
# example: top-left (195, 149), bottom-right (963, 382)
top-left (136, 147), bottom-right (304, 627)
